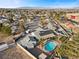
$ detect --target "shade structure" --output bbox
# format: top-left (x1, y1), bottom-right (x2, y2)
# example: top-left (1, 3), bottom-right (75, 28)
top-left (44, 41), bottom-right (57, 52)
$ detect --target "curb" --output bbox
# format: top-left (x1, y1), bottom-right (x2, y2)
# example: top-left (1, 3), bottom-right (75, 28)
top-left (17, 43), bottom-right (37, 59)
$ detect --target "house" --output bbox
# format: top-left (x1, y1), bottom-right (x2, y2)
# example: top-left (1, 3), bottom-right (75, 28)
top-left (17, 32), bottom-right (39, 49)
top-left (0, 16), bottom-right (7, 20)
top-left (39, 29), bottom-right (55, 39)
top-left (11, 25), bottom-right (19, 34)
top-left (66, 21), bottom-right (75, 29)
top-left (66, 13), bottom-right (79, 22)
top-left (30, 27), bottom-right (56, 40)
top-left (0, 16), bottom-right (8, 23)
top-left (0, 16), bottom-right (9, 27)
top-left (24, 22), bottom-right (39, 30)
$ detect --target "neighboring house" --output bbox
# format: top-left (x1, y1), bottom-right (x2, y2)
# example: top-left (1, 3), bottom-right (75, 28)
top-left (10, 20), bottom-right (19, 34)
top-left (0, 41), bottom-right (15, 52)
top-left (0, 42), bottom-right (9, 51)
top-left (0, 19), bottom-right (3, 24)
top-left (24, 22), bottom-right (39, 30)
top-left (66, 22), bottom-right (75, 29)
top-left (66, 13), bottom-right (79, 22)
top-left (0, 16), bottom-right (8, 23)
top-left (0, 16), bottom-right (10, 27)
top-left (11, 25), bottom-right (19, 34)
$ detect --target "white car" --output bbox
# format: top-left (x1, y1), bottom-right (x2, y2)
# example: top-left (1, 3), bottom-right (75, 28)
top-left (25, 29), bottom-right (30, 34)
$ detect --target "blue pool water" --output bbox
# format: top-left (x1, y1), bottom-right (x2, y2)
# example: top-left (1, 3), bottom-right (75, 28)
top-left (44, 41), bottom-right (57, 52)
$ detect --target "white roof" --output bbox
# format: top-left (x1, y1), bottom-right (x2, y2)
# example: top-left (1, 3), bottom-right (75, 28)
top-left (0, 44), bottom-right (8, 51)
top-left (0, 20), bottom-right (3, 23)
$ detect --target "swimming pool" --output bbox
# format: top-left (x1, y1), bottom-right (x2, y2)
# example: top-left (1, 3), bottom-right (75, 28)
top-left (44, 41), bottom-right (57, 52)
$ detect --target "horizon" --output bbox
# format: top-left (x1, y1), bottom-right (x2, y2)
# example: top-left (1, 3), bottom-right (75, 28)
top-left (0, 0), bottom-right (79, 8)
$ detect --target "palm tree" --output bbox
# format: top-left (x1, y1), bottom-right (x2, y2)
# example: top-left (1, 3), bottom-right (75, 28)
top-left (39, 38), bottom-right (46, 47)
top-left (54, 32), bottom-right (79, 58)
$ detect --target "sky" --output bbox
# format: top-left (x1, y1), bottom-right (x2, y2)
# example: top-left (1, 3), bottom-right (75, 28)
top-left (0, 0), bottom-right (79, 8)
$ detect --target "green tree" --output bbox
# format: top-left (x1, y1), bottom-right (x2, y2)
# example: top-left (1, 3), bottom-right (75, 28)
top-left (0, 26), bottom-right (11, 35)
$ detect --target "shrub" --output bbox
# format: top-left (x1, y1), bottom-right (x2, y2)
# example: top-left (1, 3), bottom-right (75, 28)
top-left (0, 26), bottom-right (11, 35)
